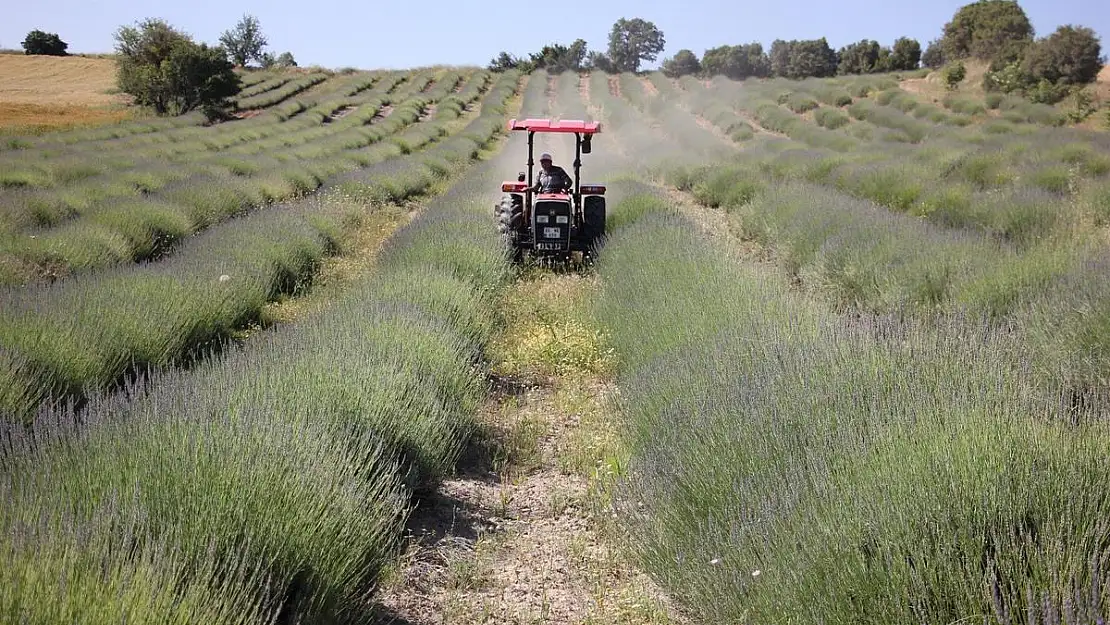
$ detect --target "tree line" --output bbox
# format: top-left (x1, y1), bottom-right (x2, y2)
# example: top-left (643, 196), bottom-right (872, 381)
top-left (491, 1), bottom-right (1103, 106)
top-left (19, 15), bottom-right (296, 70)
top-left (17, 15), bottom-right (299, 122)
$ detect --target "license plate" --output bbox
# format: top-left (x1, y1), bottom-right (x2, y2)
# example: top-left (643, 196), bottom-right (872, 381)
top-left (542, 227), bottom-right (561, 239)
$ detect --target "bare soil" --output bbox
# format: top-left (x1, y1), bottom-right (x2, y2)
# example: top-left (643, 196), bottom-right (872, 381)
top-left (373, 272), bottom-right (685, 625)
top-left (418, 104), bottom-right (437, 122)
top-left (580, 75), bottom-right (628, 159)
top-left (1096, 64), bottom-right (1110, 103)
top-left (0, 55), bottom-right (133, 131)
top-left (0, 55), bottom-right (123, 106)
top-left (640, 77), bottom-right (659, 97)
top-left (607, 76), bottom-right (621, 98)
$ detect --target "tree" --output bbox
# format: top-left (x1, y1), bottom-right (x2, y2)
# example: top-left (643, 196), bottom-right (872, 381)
top-left (275, 51), bottom-right (297, 68)
top-left (661, 49), bottom-right (701, 78)
top-left (771, 38), bottom-right (837, 79)
top-left (1021, 25), bottom-right (1102, 86)
top-left (702, 43), bottom-right (770, 79)
top-left (21, 30), bottom-right (68, 56)
top-left (219, 14), bottom-right (268, 67)
top-left (922, 38), bottom-right (946, 68)
top-left (585, 51), bottom-right (616, 73)
top-left (837, 39), bottom-right (881, 74)
top-left (940, 0), bottom-right (1033, 64)
top-left (607, 18), bottom-right (665, 72)
top-left (889, 37), bottom-right (922, 70)
top-left (565, 39), bottom-right (588, 72)
top-left (488, 51), bottom-right (525, 72)
top-left (114, 18), bottom-right (241, 119)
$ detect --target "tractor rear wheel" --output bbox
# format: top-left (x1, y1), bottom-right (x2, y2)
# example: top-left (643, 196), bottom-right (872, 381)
top-left (496, 194), bottom-right (523, 236)
top-left (495, 194), bottom-right (524, 263)
top-left (582, 201), bottom-right (606, 263)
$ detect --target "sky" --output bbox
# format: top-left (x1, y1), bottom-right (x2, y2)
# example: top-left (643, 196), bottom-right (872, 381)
top-left (3, 0), bottom-right (1107, 71)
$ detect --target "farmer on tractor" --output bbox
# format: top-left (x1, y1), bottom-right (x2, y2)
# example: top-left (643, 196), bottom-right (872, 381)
top-left (495, 118), bottom-right (606, 263)
top-left (533, 152), bottom-right (572, 194)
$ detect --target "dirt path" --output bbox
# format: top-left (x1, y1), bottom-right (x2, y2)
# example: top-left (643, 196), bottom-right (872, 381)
top-left (607, 76), bottom-right (621, 98)
top-left (579, 75), bottom-right (628, 160)
top-left (374, 271), bottom-right (685, 625)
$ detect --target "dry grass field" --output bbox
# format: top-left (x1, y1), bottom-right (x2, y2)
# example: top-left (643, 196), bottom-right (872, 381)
top-left (0, 54), bottom-right (131, 132)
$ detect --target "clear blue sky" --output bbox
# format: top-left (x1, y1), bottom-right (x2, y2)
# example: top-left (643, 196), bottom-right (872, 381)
top-left (4, 0), bottom-right (1107, 70)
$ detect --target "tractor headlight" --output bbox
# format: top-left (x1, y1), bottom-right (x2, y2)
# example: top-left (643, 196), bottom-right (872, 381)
top-left (537, 215), bottom-right (549, 223)
top-left (556, 215), bottom-right (568, 224)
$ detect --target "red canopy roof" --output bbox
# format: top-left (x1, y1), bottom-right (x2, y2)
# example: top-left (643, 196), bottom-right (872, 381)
top-left (508, 118), bottom-right (601, 134)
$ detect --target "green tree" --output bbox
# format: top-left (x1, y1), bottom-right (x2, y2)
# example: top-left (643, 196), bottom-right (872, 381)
top-left (275, 51), bottom-right (297, 68)
top-left (115, 18), bottom-right (241, 119)
top-left (607, 18), bottom-right (666, 72)
top-left (661, 49), bottom-right (701, 77)
top-left (527, 39), bottom-right (588, 73)
top-left (940, 0), bottom-right (1033, 64)
top-left (702, 43), bottom-right (769, 79)
top-left (488, 51), bottom-right (525, 72)
top-left (585, 51), bottom-right (616, 73)
top-left (219, 14), bottom-right (268, 67)
top-left (565, 39), bottom-right (588, 72)
top-left (922, 38), bottom-right (946, 68)
top-left (890, 37), bottom-right (922, 70)
top-left (1021, 25), bottom-right (1103, 86)
top-left (21, 30), bottom-right (68, 56)
top-left (771, 38), bottom-right (837, 78)
top-left (837, 39), bottom-right (881, 74)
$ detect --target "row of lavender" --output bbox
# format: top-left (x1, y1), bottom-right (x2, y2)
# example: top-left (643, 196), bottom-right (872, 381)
top-left (0, 69), bottom-right (487, 284)
top-left (0, 70), bottom-right (510, 423)
top-left (0, 68), bottom-right (531, 625)
top-left (660, 70), bottom-right (1110, 410)
top-left (569, 69), bottom-right (1110, 620)
top-left (594, 188), bottom-right (1110, 624)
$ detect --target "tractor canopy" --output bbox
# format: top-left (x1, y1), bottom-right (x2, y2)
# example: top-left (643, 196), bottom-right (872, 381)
top-left (508, 118), bottom-right (602, 134)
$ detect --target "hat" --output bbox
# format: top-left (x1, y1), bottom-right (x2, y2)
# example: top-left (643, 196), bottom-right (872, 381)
top-left (539, 152), bottom-right (552, 161)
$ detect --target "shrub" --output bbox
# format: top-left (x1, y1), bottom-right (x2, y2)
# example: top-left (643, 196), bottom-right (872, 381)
top-left (21, 30), bottom-right (68, 56)
top-left (786, 92), bottom-right (819, 114)
top-left (1065, 89), bottom-right (1098, 123)
top-left (815, 107), bottom-right (850, 129)
top-left (943, 61), bottom-right (966, 90)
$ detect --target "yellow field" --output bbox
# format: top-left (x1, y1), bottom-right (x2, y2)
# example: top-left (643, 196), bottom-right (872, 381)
top-left (0, 54), bottom-right (132, 132)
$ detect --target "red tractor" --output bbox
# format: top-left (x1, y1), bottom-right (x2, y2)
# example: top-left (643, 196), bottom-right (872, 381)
top-left (495, 118), bottom-right (606, 264)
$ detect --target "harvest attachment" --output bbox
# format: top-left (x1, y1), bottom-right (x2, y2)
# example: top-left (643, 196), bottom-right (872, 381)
top-left (494, 118), bottom-right (606, 264)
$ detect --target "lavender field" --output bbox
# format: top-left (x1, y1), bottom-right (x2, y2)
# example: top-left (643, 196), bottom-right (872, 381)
top-left (3, 62), bottom-right (1110, 624)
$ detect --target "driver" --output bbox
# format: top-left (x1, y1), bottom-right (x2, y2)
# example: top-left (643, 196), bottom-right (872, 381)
top-left (533, 152), bottom-right (572, 194)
